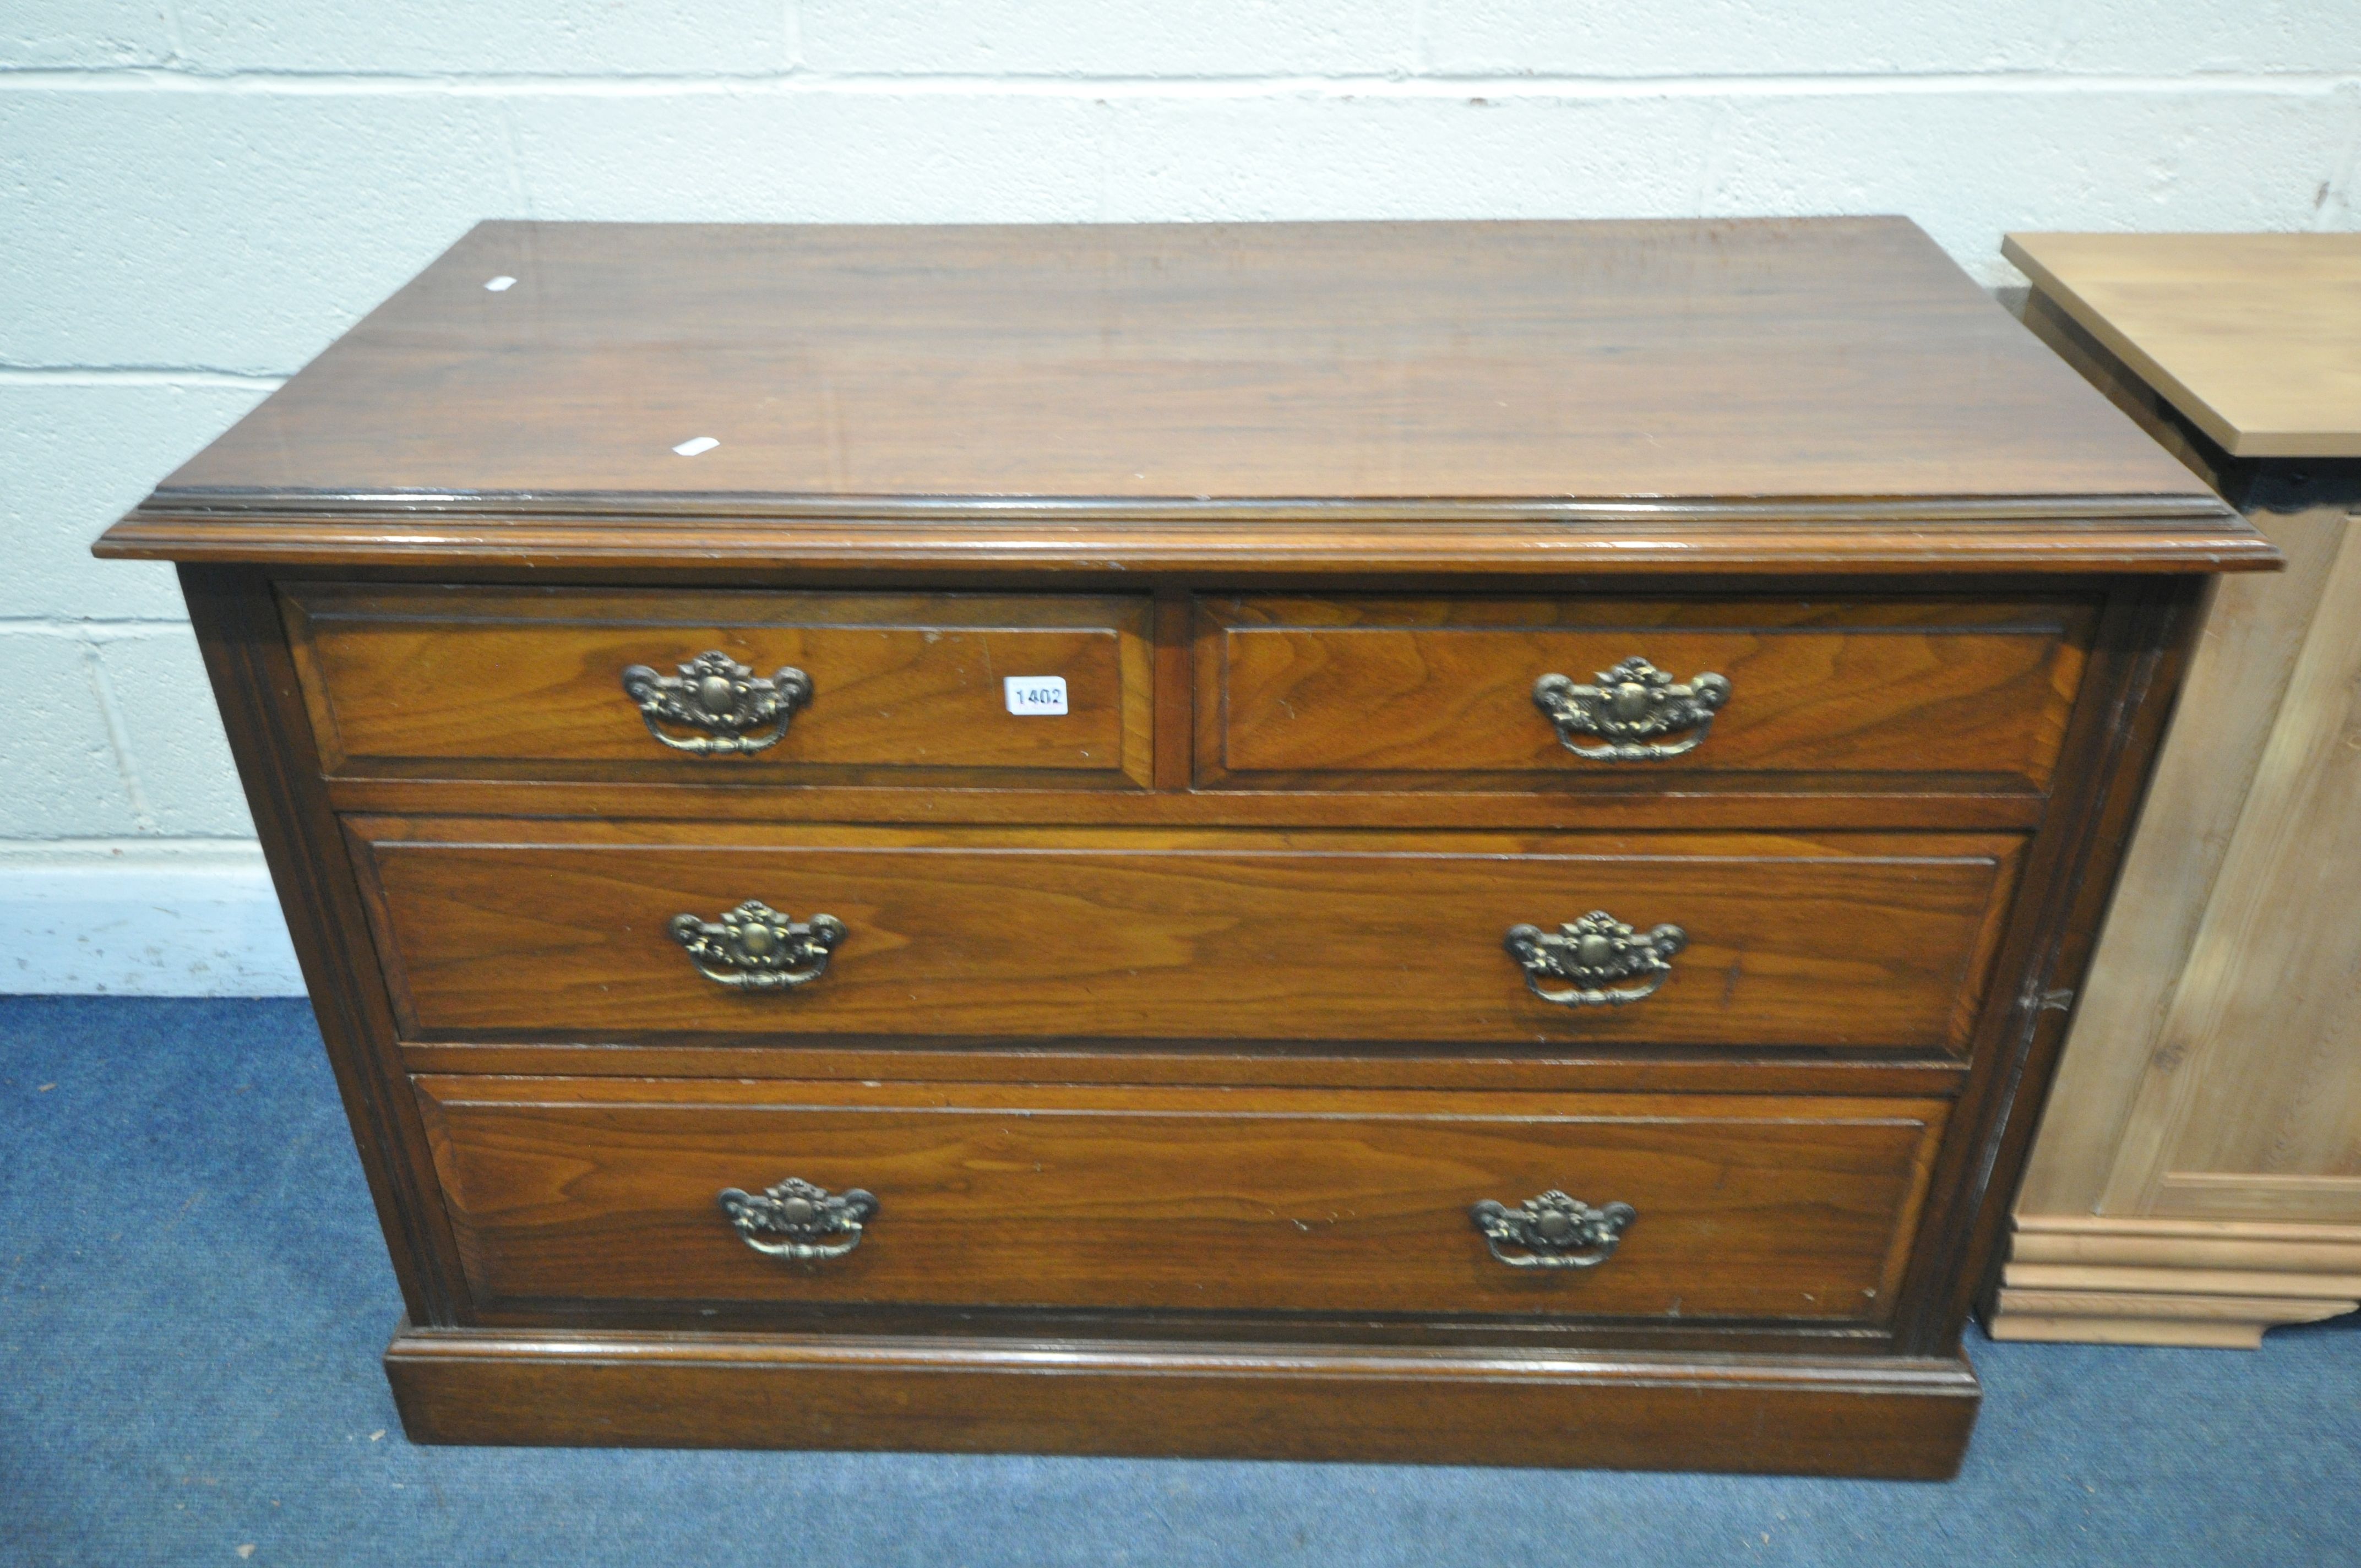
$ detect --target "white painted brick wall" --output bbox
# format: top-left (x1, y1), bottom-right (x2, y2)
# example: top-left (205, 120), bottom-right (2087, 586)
top-left (1, 383), bottom-right (273, 619)
top-left (3, 2), bottom-right (2357, 992)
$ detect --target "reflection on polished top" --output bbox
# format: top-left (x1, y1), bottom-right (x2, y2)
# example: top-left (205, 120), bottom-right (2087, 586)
top-left (154, 217), bottom-right (2211, 504)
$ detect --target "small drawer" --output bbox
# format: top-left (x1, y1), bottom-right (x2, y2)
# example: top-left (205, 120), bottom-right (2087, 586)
top-left (351, 820), bottom-right (2022, 1056)
top-left (414, 1076), bottom-right (1947, 1324)
top-left (281, 585), bottom-right (1154, 787)
top-left (1196, 596), bottom-right (2093, 793)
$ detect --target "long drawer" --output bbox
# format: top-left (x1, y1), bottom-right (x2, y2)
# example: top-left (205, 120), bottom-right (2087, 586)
top-left (1198, 595), bottom-right (2092, 792)
top-left (414, 1077), bottom-right (1947, 1323)
top-left (352, 821), bottom-right (2022, 1053)
top-left (282, 585), bottom-right (1155, 787)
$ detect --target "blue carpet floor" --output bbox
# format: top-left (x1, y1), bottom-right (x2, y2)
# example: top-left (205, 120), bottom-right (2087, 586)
top-left (3, 995), bottom-right (2357, 1567)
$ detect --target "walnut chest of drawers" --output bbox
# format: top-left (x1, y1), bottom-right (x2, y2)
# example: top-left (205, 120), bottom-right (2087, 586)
top-left (95, 217), bottom-right (2276, 1478)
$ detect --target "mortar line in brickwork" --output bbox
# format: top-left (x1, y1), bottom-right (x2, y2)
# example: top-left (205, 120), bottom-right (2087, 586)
top-left (0, 67), bottom-right (2355, 99)
top-left (0, 366), bottom-right (286, 389)
top-left (0, 620), bottom-right (197, 635)
top-left (0, 836), bottom-right (266, 855)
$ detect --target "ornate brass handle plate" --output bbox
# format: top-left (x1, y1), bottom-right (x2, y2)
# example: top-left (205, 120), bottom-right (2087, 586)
top-left (1505, 911), bottom-right (1687, 1007)
top-left (1533, 656), bottom-right (1730, 760)
top-left (621, 651), bottom-right (813, 755)
top-left (669, 900), bottom-right (846, 990)
top-left (717, 1177), bottom-right (879, 1262)
top-left (1470, 1191), bottom-right (1636, 1269)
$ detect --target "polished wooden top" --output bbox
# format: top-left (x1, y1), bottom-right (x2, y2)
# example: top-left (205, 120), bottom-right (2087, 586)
top-left (160, 216), bottom-right (2202, 502)
top-left (102, 218), bottom-right (2261, 574)
top-left (2005, 232), bottom-right (2361, 459)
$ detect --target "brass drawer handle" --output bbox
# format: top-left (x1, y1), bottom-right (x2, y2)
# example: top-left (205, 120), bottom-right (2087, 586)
top-left (1505, 911), bottom-right (1686, 1007)
top-left (670, 900), bottom-right (846, 990)
top-left (622, 651), bottom-right (813, 755)
top-left (718, 1177), bottom-right (879, 1262)
top-left (1470, 1191), bottom-right (1636, 1270)
top-left (1533, 656), bottom-right (1729, 760)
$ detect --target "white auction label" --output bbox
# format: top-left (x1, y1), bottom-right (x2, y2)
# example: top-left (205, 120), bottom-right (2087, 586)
top-left (1004, 676), bottom-right (1069, 715)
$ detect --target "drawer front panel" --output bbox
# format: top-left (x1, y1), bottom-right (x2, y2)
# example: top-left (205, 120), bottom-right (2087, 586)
top-left (1200, 596), bottom-right (2091, 791)
top-left (415, 1077), bottom-right (1946, 1323)
top-left (354, 823), bottom-right (2020, 1053)
top-left (283, 585), bottom-right (1154, 786)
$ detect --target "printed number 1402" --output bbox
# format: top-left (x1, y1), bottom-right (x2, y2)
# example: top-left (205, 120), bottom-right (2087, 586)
top-left (1003, 676), bottom-right (1069, 716)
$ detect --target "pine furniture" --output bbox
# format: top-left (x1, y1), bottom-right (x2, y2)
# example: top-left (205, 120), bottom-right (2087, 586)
top-left (1990, 232), bottom-right (2361, 1348)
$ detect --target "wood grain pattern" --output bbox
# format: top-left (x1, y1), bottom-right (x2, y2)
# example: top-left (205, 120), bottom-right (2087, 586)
top-left (1994, 1213), bottom-right (2361, 1347)
top-left (95, 499), bottom-right (2272, 576)
top-left (176, 566), bottom-right (473, 1326)
top-left (1201, 595), bottom-right (2090, 791)
top-left (2005, 232), bottom-right (2361, 458)
top-left (283, 585), bottom-right (1154, 787)
top-left (2013, 288), bottom-right (2250, 501)
top-left (2008, 1212), bottom-right (2361, 1268)
top-left (2012, 512), bottom-right (2346, 1217)
top-left (95, 221), bottom-right (2262, 578)
top-left (394, 1039), bottom-right (1971, 1097)
top-left (384, 1326), bottom-right (1982, 1476)
top-left (86, 220), bottom-right (2266, 1467)
top-left (350, 821), bottom-right (2023, 1053)
top-left (146, 219), bottom-right (2207, 504)
top-left (319, 775), bottom-right (2053, 834)
top-left (414, 1077), bottom-right (1946, 1324)
top-left (1987, 1291), bottom-right (2356, 1348)
top-left (1992, 246), bottom-right (2361, 1346)
top-left (2100, 511), bottom-right (2361, 1218)
top-left (1899, 580), bottom-right (2210, 1349)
